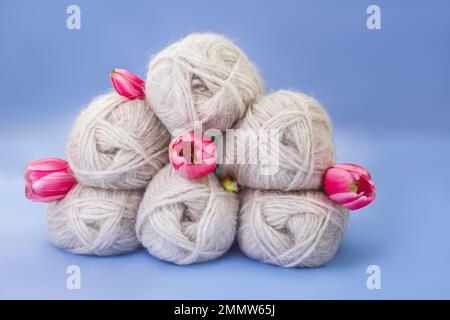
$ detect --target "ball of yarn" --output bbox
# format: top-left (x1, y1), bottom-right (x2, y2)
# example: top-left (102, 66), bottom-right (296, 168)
top-left (46, 184), bottom-right (142, 256)
top-left (67, 92), bottom-right (170, 190)
top-left (222, 90), bottom-right (335, 191)
top-left (237, 189), bottom-right (349, 268)
top-left (146, 33), bottom-right (263, 134)
top-left (136, 164), bottom-right (239, 265)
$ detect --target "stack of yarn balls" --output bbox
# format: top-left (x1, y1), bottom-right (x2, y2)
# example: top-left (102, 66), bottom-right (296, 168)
top-left (45, 33), bottom-right (349, 268)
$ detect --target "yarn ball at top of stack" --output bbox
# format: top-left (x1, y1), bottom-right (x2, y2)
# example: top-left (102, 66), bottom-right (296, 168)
top-left (237, 189), bottom-right (349, 268)
top-left (67, 92), bottom-right (170, 190)
top-left (146, 33), bottom-right (264, 134)
top-left (46, 184), bottom-right (142, 256)
top-left (136, 164), bottom-right (239, 265)
top-left (221, 90), bottom-right (335, 191)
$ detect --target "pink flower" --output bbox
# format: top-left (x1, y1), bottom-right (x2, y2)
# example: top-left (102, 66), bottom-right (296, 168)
top-left (110, 68), bottom-right (145, 100)
top-left (25, 158), bottom-right (76, 203)
top-left (169, 133), bottom-right (217, 179)
top-left (324, 163), bottom-right (375, 211)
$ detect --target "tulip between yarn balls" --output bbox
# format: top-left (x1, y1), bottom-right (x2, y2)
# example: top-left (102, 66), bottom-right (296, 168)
top-left (222, 90), bottom-right (335, 191)
top-left (136, 165), bottom-right (239, 265)
top-left (67, 92), bottom-right (170, 190)
top-left (146, 33), bottom-right (263, 134)
top-left (238, 189), bottom-right (349, 268)
top-left (46, 184), bottom-right (142, 256)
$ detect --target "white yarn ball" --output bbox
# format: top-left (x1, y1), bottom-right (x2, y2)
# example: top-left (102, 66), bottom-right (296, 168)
top-left (238, 189), bottom-right (349, 268)
top-left (46, 184), bottom-right (142, 256)
top-left (136, 165), bottom-right (239, 265)
top-left (146, 33), bottom-right (263, 134)
top-left (222, 90), bottom-right (335, 191)
top-left (68, 92), bottom-right (170, 190)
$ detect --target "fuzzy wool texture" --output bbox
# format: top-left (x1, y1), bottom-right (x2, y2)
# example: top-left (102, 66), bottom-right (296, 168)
top-left (43, 33), bottom-right (349, 266)
top-left (237, 189), bottom-right (349, 268)
top-left (222, 90), bottom-right (336, 191)
top-left (67, 92), bottom-right (170, 190)
top-left (46, 184), bottom-right (142, 256)
top-left (146, 33), bottom-right (263, 134)
top-left (136, 165), bottom-right (239, 265)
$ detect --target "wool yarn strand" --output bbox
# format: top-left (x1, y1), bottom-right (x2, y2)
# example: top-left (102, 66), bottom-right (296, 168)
top-left (237, 189), bottom-right (349, 268)
top-left (68, 92), bottom-right (170, 190)
top-left (136, 165), bottom-right (239, 265)
top-left (46, 184), bottom-right (142, 256)
top-left (146, 33), bottom-right (263, 134)
top-left (222, 90), bottom-right (335, 191)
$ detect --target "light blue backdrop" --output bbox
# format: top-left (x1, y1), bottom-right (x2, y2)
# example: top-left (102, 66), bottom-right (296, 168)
top-left (1, 0), bottom-right (449, 299)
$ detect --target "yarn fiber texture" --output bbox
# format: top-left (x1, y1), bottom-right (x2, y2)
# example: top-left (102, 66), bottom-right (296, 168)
top-left (146, 33), bottom-right (263, 134)
top-left (237, 189), bottom-right (349, 268)
top-left (67, 92), bottom-right (170, 190)
top-left (222, 90), bottom-right (336, 191)
top-left (136, 164), bottom-right (239, 265)
top-left (46, 184), bottom-right (142, 256)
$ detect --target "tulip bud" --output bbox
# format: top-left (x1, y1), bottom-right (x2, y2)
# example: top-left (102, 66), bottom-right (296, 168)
top-left (323, 163), bottom-right (375, 211)
top-left (168, 133), bottom-right (217, 180)
top-left (25, 158), bottom-right (76, 203)
top-left (110, 68), bottom-right (145, 100)
top-left (222, 177), bottom-right (239, 193)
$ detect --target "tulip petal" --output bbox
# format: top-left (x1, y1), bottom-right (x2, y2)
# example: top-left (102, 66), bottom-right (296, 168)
top-left (25, 183), bottom-right (34, 200)
top-left (25, 170), bottom-right (51, 184)
top-left (329, 192), bottom-right (359, 204)
top-left (355, 175), bottom-right (376, 198)
top-left (27, 194), bottom-right (66, 203)
top-left (26, 158), bottom-right (69, 172)
top-left (111, 69), bottom-right (145, 100)
top-left (202, 141), bottom-right (216, 158)
top-left (324, 167), bottom-right (356, 195)
top-left (341, 195), bottom-right (372, 210)
top-left (332, 163), bottom-right (371, 179)
top-left (168, 132), bottom-right (217, 179)
top-left (202, 156), bottom-right (217, 166)
top-left (113, 68), bottom-right (145, 86)
top-left (32, 172), bottom-right (76, 197)
top-left (25, 188), bottom-right (66, 203)
top-left (24, 158), bottom-right (76, 203)
top-left (178, 162), bottom-right (216, 180)
top-left (169, 151), bottom-right (187, 170)
top-left (25, 178), bottom-right (67, 202)
top-left (324, 163), bottom-right (376, 211)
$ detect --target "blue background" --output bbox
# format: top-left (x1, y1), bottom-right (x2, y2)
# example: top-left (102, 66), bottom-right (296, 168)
top-left (1, 0), bottom-right (449, 299)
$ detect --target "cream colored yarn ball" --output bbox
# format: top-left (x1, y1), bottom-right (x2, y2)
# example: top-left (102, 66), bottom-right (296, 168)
top-left (146, 33), bottom-right (263, 134)
top-left (67, 92), bottom-right (170, 190)
top-left (237, 189), bottom-right (349, 268)
top-left (46, 184), bottom-right (142, 256)
top-left (136, 165), bottom-right (239, 265)
top-left (222, 90), bottom-right (335, 191)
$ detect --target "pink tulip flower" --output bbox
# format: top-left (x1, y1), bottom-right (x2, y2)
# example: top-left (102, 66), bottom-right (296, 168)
top-left (169, 133), bottom-right (217, 179)
top-left (25, 158), bottom-right (76, 203)
top-left (324, 163), bottom-right (375, 211)
top-left (110, 68), bottom-right (145, 100)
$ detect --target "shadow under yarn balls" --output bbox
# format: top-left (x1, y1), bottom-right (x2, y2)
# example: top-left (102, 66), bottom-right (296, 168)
top-left (68, 92), bottom-right (170, 190)
top-left (146, 33), bottom-right (263, 134)
top-left (46, 184), bottom-right (142, 256)
top-left (222, 90), bottom-right (335, 191)
top-left (136, 164), bottom-right (239, 265)
top-left (238, 189), bottom-right (349, 268)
